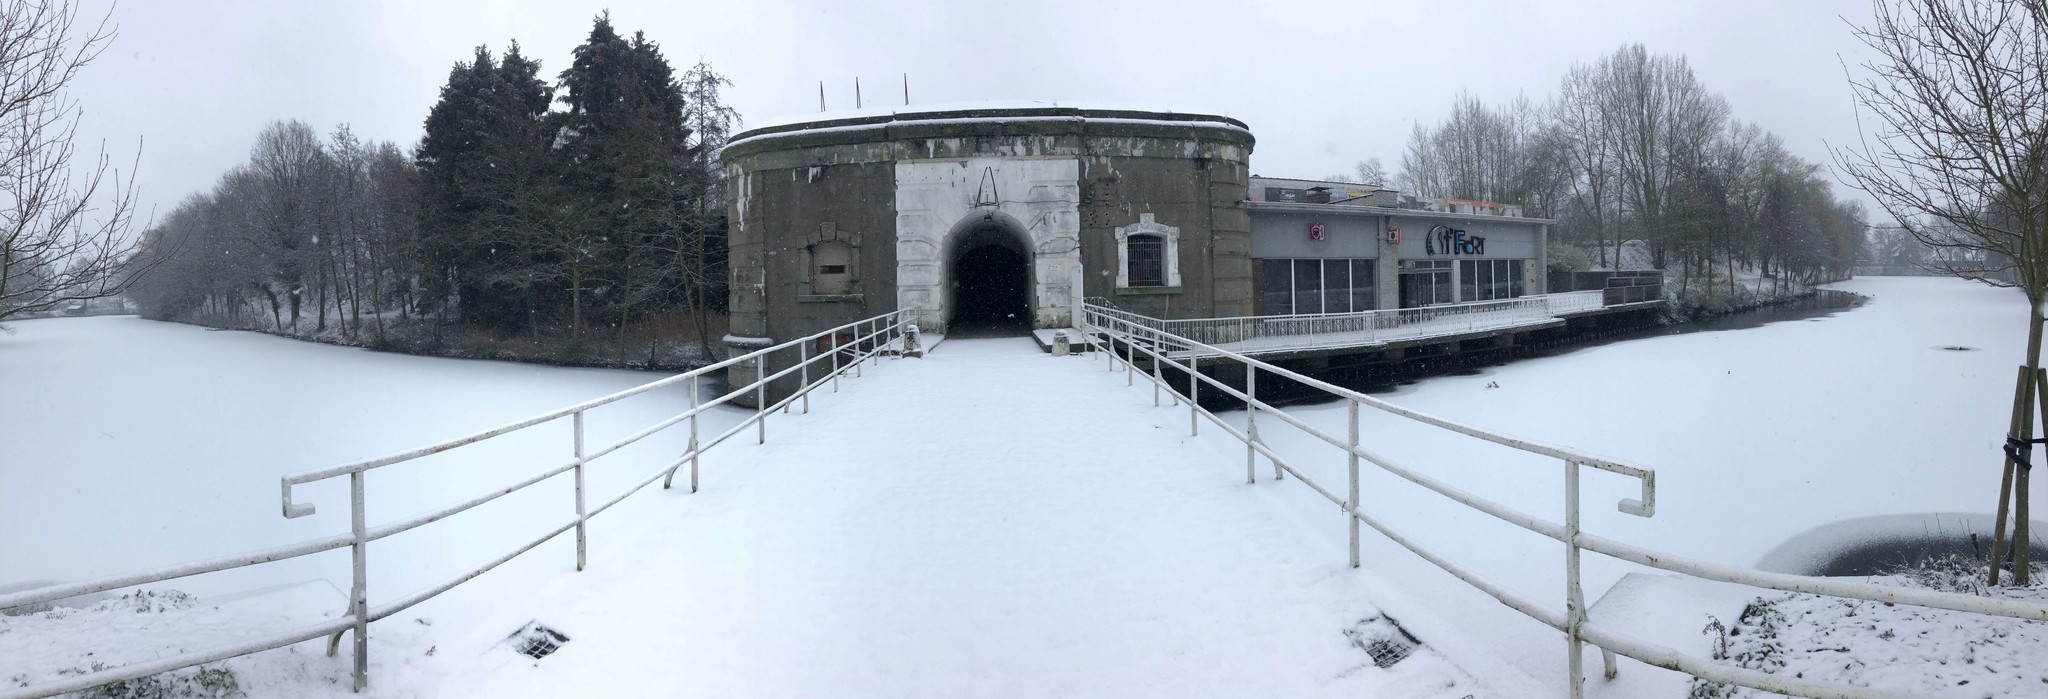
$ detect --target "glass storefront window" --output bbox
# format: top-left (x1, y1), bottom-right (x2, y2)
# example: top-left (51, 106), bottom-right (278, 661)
top-left (1260, 259), bottom-right (1293, 315)
top-left (1456, 259), bottom-right (1529, 302)
top-left (1293, 260), bottom-right (1322, 315)
top-left (1322, 262), bottom-right (1350, 314)
top-left (1400, 260), bottom-right (1454, 308)
top-left (1255, 258), bottom-right (1377, 315)
top-left (1350, 259), bottom-right (1376, 313)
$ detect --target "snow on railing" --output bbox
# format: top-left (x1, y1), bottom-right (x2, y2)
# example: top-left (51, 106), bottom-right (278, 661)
top-left (0, 311), bottom-right (916, 699)
top-left (1079, 302), bottom-right (2048, 699)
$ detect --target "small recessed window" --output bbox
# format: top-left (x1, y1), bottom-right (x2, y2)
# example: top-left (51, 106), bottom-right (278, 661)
top-left (1126, 234), bottom-right (1165, 287)
top-left (810, 241), bottom-right (855, 295)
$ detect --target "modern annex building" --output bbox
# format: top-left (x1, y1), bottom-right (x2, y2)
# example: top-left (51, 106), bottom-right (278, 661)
top-left (719, 104), bottom-right (1553, 399)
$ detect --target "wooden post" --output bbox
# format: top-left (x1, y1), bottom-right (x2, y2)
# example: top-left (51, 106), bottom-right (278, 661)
top-left (2022, 367), bottom-right (2047, 585)
top-left (1991, 366), bottom-right (2031, 585)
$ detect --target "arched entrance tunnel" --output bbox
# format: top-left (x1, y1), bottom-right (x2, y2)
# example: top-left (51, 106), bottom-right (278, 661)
top-left (947, 222), bottom-right (1032, 336)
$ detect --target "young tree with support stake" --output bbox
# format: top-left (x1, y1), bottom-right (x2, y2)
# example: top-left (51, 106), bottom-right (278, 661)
top-left (1835, 0), bottom-right (2048, 585)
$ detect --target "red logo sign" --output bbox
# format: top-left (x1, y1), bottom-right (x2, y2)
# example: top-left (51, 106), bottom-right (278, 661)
top-left (1308, 222), bottom-right (1327, 241)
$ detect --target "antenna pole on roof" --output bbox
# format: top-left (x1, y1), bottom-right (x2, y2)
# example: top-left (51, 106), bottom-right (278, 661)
top-left (903, 74), bottom-right (909, 105)
top-left (855, 77), bottom-right (862, 109)
top-left (819, 81), bottom-right (825, 112)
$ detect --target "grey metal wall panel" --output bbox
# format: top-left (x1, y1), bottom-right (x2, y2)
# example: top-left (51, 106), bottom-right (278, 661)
top-left (1389, 215), bottom-right (1539, 260)
top-left (1249, 210), bottom-right (1382, 258)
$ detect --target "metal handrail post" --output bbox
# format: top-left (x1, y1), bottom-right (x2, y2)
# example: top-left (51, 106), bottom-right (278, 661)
top-left (1152, 338), bottom-right (1162, 406)
top-left (855, 320), bottom-right (865, 377)
top-left (688, 380), bottom-right (700, 492)
top-left (1107, 320), bottom-right (1116, 371)
top-left (756, 354), bottom-right (767, 444)
top-left (1245, 363), bottom-right (1258, 484)
top-left (799, 342), bottom-right (811, 414)
top-left (1564, 458), bottom-right (1586, 699)
top-left (573, 411), bottom-right (586, 571)
top-left (1348, 399), bottom-right (1361, 569)
top-left (870, 317), bottom-right (881, 365)
top-left (348, 471), bottom-right (368, 692)
top-left (1271, 378), bottom-right (1284, 482)
top-left (1189, 354), bottom-right (1199, 436)
top-left (1126, 337), bottom-right (1134, 386)
top-left (831, 331), bottom-right (841, 393)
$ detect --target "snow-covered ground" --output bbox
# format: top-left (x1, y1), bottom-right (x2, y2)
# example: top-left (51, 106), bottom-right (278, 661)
top-left (0, 316), bottom-right (747, 695)
top-left (1224, 275), bottom-right (2048, 696)
top-left (3, 276), bottom-right (2042, 697)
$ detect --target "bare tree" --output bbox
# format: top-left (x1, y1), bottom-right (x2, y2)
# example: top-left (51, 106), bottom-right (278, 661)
top-left (0, 0), bottom-right (150, 323)
top-left (247, 120), bottom-right (324, 330)
top-left (1556, 60), bottom-right (1626, 266)
top-left (1399, 92), bottom-right (1550, 203)
top-left (1354, 157), bottom-right (1389, 187)
top-left (1836, 0), bottom-right (2048, 585)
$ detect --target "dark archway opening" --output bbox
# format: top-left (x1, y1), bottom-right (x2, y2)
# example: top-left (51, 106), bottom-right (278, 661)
top-left (949, 237), bottom-right (1031, 337)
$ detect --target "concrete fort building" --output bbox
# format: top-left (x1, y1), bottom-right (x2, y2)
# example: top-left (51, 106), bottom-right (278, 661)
top-left (720, 104), bottom-right (1552, 403)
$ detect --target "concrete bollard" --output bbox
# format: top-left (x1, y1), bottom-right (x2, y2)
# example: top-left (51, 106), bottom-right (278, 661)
top-left (904, 324), bottom-right (923, 358)
top-left (1052, 330), bottom-right (1070, 356)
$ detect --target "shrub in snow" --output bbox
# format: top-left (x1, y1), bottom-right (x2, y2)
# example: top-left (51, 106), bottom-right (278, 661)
top-left (1690, 600), bottom-right (1788, 699)
top-left (2, 589), bottom-right (252, 698)
top-left (60, 663), bottom-right (242, 699)
top-left (1691, 556), bottom-right (2046, 698)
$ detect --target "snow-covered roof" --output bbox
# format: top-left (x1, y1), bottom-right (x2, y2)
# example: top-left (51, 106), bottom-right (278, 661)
top-left (724, 101), bottom-right (1251, 154)
top-left (745, 100), bottom-right (1237, 131)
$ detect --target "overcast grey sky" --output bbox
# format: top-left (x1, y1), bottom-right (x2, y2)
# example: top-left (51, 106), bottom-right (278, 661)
top-left (69, 0), bottom-right (1884, 227)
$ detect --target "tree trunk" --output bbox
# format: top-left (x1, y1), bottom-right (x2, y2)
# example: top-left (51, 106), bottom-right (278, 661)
top-left (693, 240), bottom-right (716, 361)
top-left (570, 264), bottom-right (584, 341)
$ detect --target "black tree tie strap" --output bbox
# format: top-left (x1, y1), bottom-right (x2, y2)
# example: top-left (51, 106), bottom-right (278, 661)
top-left (2004, 436), bottom-right (2047, 470)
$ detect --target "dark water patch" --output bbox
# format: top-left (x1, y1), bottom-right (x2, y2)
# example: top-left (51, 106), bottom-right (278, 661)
top-left (1758, 513), bottom-right (2048, 577)
top-left (1807, 535), bottom-right (2048, 577)
top-left (1605, 288), bottom-right (1862, 337)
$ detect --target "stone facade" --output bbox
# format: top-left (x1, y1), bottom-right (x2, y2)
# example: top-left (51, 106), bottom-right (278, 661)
top-left (721, 107), bottom-right (1255, 405)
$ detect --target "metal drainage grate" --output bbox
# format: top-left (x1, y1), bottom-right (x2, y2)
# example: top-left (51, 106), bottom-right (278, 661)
top-left (1344, 614), bottom-right (1423, 669)
top-left (509, 621), bottom-right (571, 660)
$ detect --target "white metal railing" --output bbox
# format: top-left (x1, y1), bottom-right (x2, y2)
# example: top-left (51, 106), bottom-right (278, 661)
top-left (1080, 302), bottom-right (2048, 699)
top-left (1544, 289), bottom-right (1606, 316)
top-left (1145, 296), bottom-right (1557, 356)
top-left (0, 311), bottom-right (915, 698)
top-left (1132, 289), bottom-right (1633, 357)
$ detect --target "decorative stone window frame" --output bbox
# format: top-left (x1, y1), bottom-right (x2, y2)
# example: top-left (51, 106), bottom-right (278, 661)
top-left (798, 221), bottom-right (864, 303)
top-left (1114, 213), bottom-right (1181, 292)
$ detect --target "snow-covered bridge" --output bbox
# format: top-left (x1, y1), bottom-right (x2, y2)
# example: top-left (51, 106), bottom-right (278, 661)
top-left (433, 337), bottom-right (1478, 698)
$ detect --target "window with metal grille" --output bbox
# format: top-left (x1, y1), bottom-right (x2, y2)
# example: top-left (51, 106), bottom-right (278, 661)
top-left (1126, 234), bottom-right (1165, 287)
